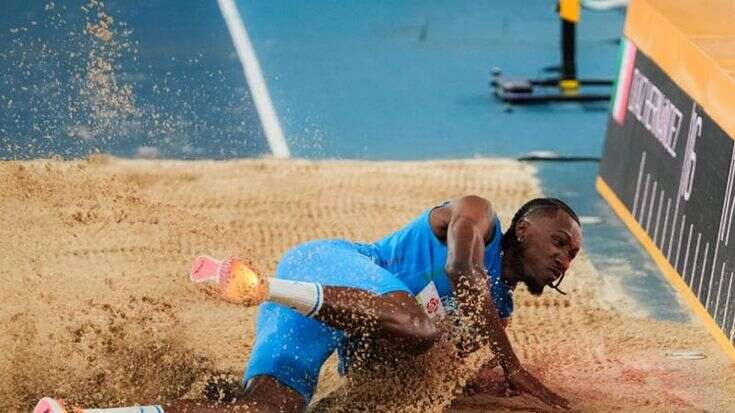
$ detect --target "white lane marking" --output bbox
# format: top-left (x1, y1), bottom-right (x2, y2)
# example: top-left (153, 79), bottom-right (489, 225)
top-left (217, 0), bottom-right (290, 158)
top-left (660, 196), bottom-right (671, 248)
top-left (632, 152), bottom-right (647, 218)
top-left (688, 232), bottom-right (701, 287)
top-left (645, 180), bottom-right (657, 232)
top-left (697, 242), bottom-right (709, 299)
top-left (666, 205), bottom-right (678, 260)
top-left (674, 215), bottom-right (687, 272)
top-left (668, 174), bottom-right (682, 260)
top-left (714, 262), bottom-right (727, 319)
top-left (681, 224), bottom-right (694, 276)
top-left (723, 147), bottom-right (735, 245)
top-left (722, 271), bottom-right (734, 327)
top-left (639, 173), bottom-right (651, 223)
top-left (653, 190), bottom-right (664, 246)
top-left (705, 242), bottom-right (720, 310)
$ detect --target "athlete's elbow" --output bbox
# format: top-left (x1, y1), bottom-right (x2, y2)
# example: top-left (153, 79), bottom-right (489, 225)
top-left (406, 317), bottom-right (440, 355)
top-left (391, 313), bottom-right (439, 355)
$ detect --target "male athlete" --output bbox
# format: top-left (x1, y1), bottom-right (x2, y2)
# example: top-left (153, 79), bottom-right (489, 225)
top-left (36, 195), bottom-right (581, 413)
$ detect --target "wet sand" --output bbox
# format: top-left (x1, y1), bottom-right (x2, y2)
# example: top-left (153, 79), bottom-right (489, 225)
top-left (1, 157), bottom-right (734, 412)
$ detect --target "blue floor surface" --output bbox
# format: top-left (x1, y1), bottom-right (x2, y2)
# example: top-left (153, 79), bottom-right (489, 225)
top-left (240, 0), bottom-right (624, 159)
top-left (0, 0), bottom-right (268, 159)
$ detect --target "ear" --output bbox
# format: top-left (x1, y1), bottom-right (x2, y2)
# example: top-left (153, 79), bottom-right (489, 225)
top-left (515, 218), bottom-right (529, 242)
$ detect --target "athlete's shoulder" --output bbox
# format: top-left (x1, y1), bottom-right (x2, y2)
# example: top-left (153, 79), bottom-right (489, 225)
top-left (451, 195), bottom-right (496, 222)
top-left (442, 195), bottom-right (497, 244)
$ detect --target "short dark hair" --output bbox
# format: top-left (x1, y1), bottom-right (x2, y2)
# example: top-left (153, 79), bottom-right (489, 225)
top-left (502, 198), bottom-right (580, 249)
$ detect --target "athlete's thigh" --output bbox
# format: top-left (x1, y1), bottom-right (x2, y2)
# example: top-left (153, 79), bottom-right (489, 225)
top-left (276, 239), bottom-right (411, 295)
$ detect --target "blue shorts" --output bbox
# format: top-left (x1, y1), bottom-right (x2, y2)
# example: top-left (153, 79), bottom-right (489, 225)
top-left (243, 239), bottom-right (411, 402)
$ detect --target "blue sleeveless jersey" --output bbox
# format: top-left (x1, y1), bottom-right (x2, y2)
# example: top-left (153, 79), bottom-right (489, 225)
top-left (357, 207), bottom-right (513, 319)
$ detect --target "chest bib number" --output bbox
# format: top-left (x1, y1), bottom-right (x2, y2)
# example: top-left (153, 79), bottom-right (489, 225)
top-left (416, 281), bottom-right (446, 320)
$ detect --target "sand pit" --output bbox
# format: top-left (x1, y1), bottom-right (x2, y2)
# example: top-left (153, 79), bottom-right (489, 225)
top-left (1, 157), bottom-right (734, 412)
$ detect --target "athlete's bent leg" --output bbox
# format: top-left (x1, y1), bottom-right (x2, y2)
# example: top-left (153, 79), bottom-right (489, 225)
top-left (239, 240), bottom-right (440, 406)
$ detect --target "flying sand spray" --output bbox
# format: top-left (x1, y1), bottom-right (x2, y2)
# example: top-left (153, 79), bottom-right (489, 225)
top-left (34, 256), bottom-right (325, 412)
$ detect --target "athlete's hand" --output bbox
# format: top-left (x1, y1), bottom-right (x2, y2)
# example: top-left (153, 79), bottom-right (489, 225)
top-left (465, 362), bottom-right (520, 397)
top-left (506, 368), bottom-right (569, 410)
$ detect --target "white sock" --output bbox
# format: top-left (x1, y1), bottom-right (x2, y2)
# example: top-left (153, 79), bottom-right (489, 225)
top-left (34, 398), bottom-right (164, 413)
top-left (84, 406), bottom-right (164, 413)
top-left (268, 278), bottom-right (324, 317)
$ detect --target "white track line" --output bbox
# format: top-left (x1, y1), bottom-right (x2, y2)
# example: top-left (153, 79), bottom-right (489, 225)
top-left (705, 242), bottom-right (720, 310)
top-left (722, 271), bottom-right (734, 326)
top-left (674, 215), bottom-right (686, 271)
top-left (653, 189), bottom-right (664, 246)
top-left (723, 147), bottom-right (735, 246)
top-left (639, 173), bottom-right (651, 223)
top-left (218, 0), bottom-right (290, 158)
top-left (645, 180), bottom-right (657, 232)
top-left (681, 223), bottom-right (694, 276)
top-left (688, 232), bottom-right (701, 287)
top-left (632, 152), bottom-right (647, 218)
top-left (697, 242), bottom-right (709, 299)
top-left (714, 262), bottom-right (727, 319)
top-left (661, 197), bottom-right (671, 252)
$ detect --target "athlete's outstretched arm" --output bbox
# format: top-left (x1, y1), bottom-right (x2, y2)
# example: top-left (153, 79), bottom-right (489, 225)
top-left (443, 196), bottom-right (522, 372)
top-left (445, 196), bottom-right (569, 410)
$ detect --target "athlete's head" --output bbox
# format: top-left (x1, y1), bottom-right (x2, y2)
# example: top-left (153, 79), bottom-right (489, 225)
top-left (502, 198), bottom-right (581, 296)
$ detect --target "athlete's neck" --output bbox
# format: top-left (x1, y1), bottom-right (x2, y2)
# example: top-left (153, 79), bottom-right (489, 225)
top-left (500, 246), bottom-right (522, 289)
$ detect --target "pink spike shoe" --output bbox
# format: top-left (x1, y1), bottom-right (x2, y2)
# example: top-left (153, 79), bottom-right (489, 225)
top-left (33, 398), bottom-right (68, 413)
top-left (190, 255), bottom-right (268, 305)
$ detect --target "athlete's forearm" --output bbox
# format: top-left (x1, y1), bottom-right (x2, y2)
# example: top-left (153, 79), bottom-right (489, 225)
top-left (315, 286), bottom-right (438, 353)
top-left (448, 266), bottom-right (522, 372)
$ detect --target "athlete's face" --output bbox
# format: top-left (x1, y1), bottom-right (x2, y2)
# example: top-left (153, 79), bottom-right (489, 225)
top-left (515, 210), bottom-right (582, 295)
